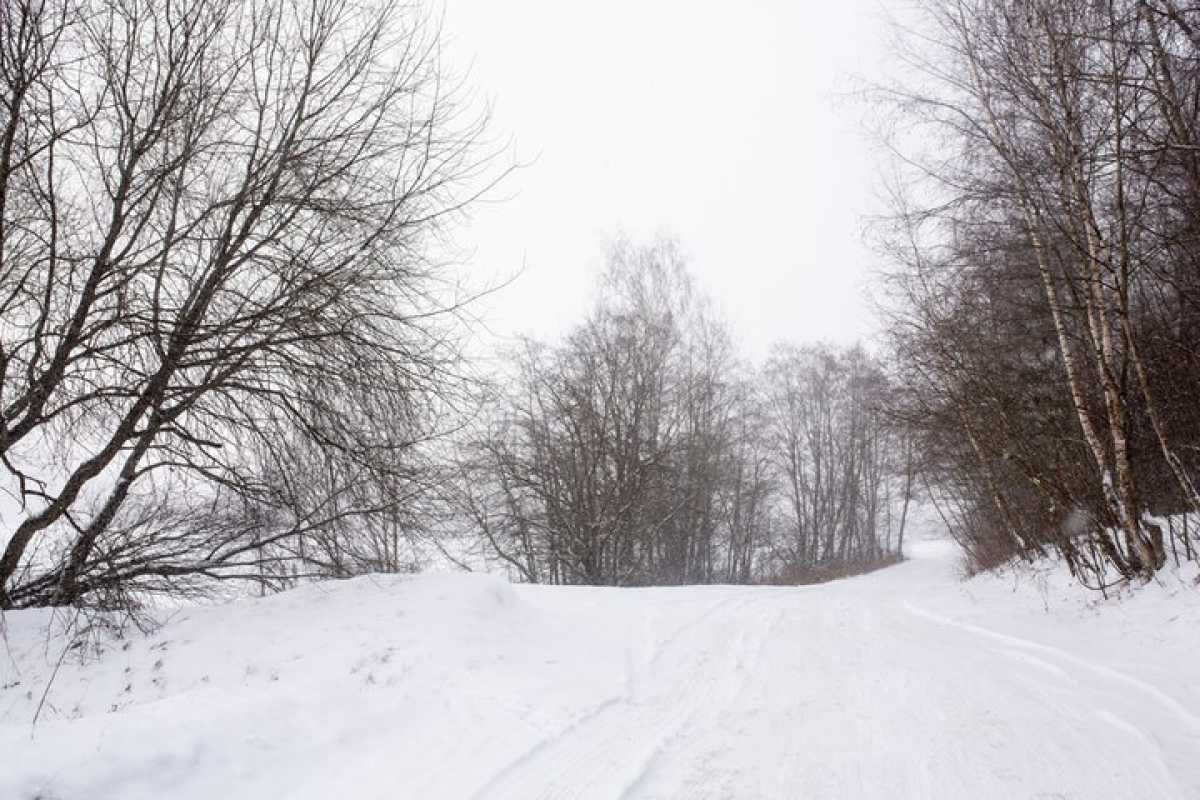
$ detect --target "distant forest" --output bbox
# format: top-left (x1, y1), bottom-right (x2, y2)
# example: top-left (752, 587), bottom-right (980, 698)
top-left (449, 239), bottom-right (910, 586)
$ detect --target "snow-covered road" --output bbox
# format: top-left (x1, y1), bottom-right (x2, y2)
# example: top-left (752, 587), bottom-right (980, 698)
top-left (475, 543), bottom-right (1200, 800)
top-left (3, 539), bottom-right (1199, 799)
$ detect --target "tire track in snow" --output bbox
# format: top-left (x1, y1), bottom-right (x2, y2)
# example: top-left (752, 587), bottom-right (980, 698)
top-left (467, 693), bottom-right (628, 800)
top-left (619, 596), bottom-right (807, 800)
top-left (902, 601), bottom-right (1200, 733)
top-left (471, 592), bottom-right (759, 800)
top-left (1092, 708), bottom-right (1177, 787)
top-left (614, 600), bottom-right (771, 799)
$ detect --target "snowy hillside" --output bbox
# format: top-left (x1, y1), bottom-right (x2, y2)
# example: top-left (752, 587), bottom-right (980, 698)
top-left (2, 539), bottom-right (1199, 800)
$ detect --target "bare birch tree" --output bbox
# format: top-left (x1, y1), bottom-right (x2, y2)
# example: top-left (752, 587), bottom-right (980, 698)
top-left (877, 0), bottom-right (1200, 581)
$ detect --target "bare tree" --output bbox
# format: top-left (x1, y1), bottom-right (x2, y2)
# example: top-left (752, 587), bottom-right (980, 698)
top-left (0, 0), bottom-right (493, 607)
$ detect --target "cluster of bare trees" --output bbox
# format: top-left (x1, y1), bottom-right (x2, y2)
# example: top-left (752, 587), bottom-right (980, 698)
top-left (454, 240), bottom-right (908, 586)
top-left (879, 0), bottom-right (1200, 584)
top-left (0, 0), bottom-right (488, 608)
top-left (764, 344), bottom-right (913, 577)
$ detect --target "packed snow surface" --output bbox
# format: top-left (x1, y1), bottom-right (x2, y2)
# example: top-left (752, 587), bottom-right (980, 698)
top-left (3, 539), bottom-right (1199, 799)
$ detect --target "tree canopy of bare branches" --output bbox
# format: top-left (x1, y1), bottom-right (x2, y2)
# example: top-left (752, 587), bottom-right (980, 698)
top-left (0, 0), bottom-right (491, 608)
top-left (453, 240), bottom-right (908, 586)
top-left (877, 0), bottom-right (1200, 584)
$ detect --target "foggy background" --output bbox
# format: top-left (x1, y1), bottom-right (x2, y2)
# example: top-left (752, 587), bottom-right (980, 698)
top-left (440, 0), bottom-right (889, 359)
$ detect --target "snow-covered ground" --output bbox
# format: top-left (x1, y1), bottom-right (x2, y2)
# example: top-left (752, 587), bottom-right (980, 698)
top-left (2, 537), bottom-right (1198, 799)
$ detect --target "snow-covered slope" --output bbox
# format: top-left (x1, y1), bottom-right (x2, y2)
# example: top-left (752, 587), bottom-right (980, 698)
top-left (2, 540), bottom-right (1198, 799)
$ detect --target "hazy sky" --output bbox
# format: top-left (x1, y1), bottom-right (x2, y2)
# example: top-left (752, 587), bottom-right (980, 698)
top-left (440, 0), bottom-right (889, 360)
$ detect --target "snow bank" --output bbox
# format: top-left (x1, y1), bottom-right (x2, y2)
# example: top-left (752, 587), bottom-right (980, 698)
top-left (0, 573), bottom-right (629, 800)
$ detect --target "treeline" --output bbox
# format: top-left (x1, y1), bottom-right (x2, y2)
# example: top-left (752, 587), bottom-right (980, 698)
top-left (880, 0), bottom-right (1200, 585)
top-left (452, 240), bottom-right (911, 586)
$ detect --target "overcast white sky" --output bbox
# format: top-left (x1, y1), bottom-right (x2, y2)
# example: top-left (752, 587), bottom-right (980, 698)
top-left (440, 0), bottom-right (889, 360)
